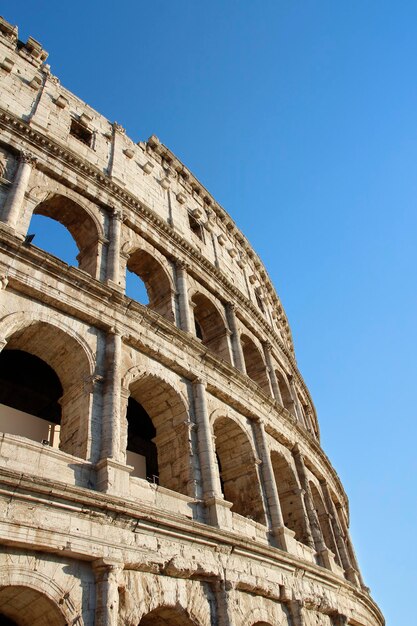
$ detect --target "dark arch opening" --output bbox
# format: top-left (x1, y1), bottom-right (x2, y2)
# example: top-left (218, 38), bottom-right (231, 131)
top-left (191, 292), bottom-right (231, 363)
top-left (126, 249), bottom-right (174, 321)
top-left (2, 321), bottom-right (93, 460)
top-left (126, 397), bottom-right (158, 481)
top-left (275, 370), bottom-right (295, 415)
top-left (0, 615), bottom-right (19, 626)
top-left (241, 334), bottom-right (270, 395)
top-left (270, 451), bottom-right (309, 546)
top-left (213, 416), bottom-right (265, 524)
top-left (127, 375), bottom-right (190, 495)
top-left (0, 349), bottom-right (63, 446)
top-left (0, 586), bottom-right (66, 626)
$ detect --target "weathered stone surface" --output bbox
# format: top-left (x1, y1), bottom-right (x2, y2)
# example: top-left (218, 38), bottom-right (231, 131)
top-left (0, 17), bottom-right (383, 626)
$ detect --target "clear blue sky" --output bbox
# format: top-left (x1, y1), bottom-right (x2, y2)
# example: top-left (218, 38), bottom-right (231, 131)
top-left (4, 3), bottom-right (417, 623)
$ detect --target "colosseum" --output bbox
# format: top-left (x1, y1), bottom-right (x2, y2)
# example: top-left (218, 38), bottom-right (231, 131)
top-left (0, 17), bottom-right (383, 626)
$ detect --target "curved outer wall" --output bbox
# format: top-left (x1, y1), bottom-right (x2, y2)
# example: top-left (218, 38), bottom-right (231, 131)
top-left (0, 18), bottom-right (383, 626)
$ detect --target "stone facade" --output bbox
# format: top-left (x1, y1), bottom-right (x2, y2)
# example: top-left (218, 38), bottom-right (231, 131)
top-left (0, 16), bottom-right (383, 626)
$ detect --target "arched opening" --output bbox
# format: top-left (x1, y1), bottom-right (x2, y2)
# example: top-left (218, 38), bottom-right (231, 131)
top-left (126, 249), bottom-right (174, 321)
top-left (0, 350), bottom-right (62, 447)
top-left (125, 269), bottom-right (149, 306)
top-left (191, 292), bottom-right (231, 363)
top-left (275, 370), bottom-right (295, 415)
top-left (28, 214), bottom-right (79, 267)
top-left (297, 395), bottom-right (311, 429)
top-left (310, 482), bottom-right (341, 566)
top-left (213, 416), bottom-right (265, 524)
top-left (0, 321), bottom-right (93, 460)
top-left (270, 451), bottom-right (309, 545)
top-left (0, 585), bottom-right (66, 626)
top-left (241, 335), bottom-right (270, 395)
top-left (127, 375), bottom-right (190, 495)
top-left (336, 503), bottom-right (357, 568)
top-left (30, 194), bottom-right (101, 278)
top-left (139, 605), bottom-right (199, 625)
top-left (126, 397), bottom-right (158, 481)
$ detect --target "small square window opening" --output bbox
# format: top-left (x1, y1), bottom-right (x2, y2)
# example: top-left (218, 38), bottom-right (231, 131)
top-left (70, 119), bottom-right (93, 147)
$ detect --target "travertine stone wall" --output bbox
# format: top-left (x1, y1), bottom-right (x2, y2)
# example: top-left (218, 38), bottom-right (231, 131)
top-left (0, 16), bottom-right (383, 626)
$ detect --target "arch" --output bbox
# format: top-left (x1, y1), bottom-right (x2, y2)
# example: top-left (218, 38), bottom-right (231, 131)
top-left (241, 334), bottom-right (270, 395)
top-left (31, 193), bottom-right (102, 277)
top-left (213, 415), bottom-right (265, 524)
top-left (0, 350), bottom-right (62, 447)
top-left (275, 369), bottom-right (295, 416)
top-left (270, 451), bottom-right (309, 546)
top-left (0, 311), bottom-right (96, 375)
top-left (0, 586), bottom-right (66, 626)
top-left (0, 567), bottom-right (82, 626)
top-left (310, 482), bottom-right (341, 565)
top-left (126, 372), bottom-right (191, 495)
top-left (126, 248), bottom-right (175, 321)
top-left (139, 605), bottom-right (202, 625)
top-left (191, 292), bottom-right (231, 363)
top-left (0, 315), bottom-right (94, 459)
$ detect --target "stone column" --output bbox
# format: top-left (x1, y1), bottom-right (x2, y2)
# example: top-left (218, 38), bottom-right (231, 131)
top-left (321, 480), bottom-right (355, 580)
top-left (2, 151), bottom-right (36, 230)
top-left (109, 122), bottom-right (127, 186)
top-left (106, 208), bottom-right (123, 287)
top-left (289, 377), bottom-right (306, 426)
top-left (292, 444), bottom-right (324, 554)
top-left (176, 260), bottom-right (193, 333)
top-left (253, 418), bottom-right (296, 551)
top-left (225, 302), bottom-right (246, 373)
top-left (262, 341), bottom-right (283, 403)
top-left (96, 329), bottom-right (132, 495)
top-left (288, 600), bottom-right (306, 626)
top-left (192, 379), bottom-right (232, 528)
top-left (335, 502), bottom-right (366, 588)
top-left (213, 580), bottom-right (236, 626)
top-left (92, 558), bottom-right (123, 626)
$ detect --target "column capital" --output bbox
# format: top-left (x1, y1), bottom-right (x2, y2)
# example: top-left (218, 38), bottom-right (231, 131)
top-left (263, 340), bottom-right (273, 352)
top-left (112, 208), bottom-right (124, 222)
top-left (176, 258), bottom-right (190, 272)
top-left (192, 376), bottom-right (207, 389)
top-left (92, 557), bottom-right (124, 575)
top-left (252, 415), bottom-right (266, 429)
top-left (84, 373), bottom-right (104, 394)
top-left (108, 325), bottom-right (123, 337)
top-left (19, 151), bottom-right (37, 167)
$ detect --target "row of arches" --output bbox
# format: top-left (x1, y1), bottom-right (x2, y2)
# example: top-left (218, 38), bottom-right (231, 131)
top-left (0, 584), bottom-right (294, 626)
top-left (0, 316), bottom-right (343, 572)
top-left (18, 193), bottom-right (313, 433)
